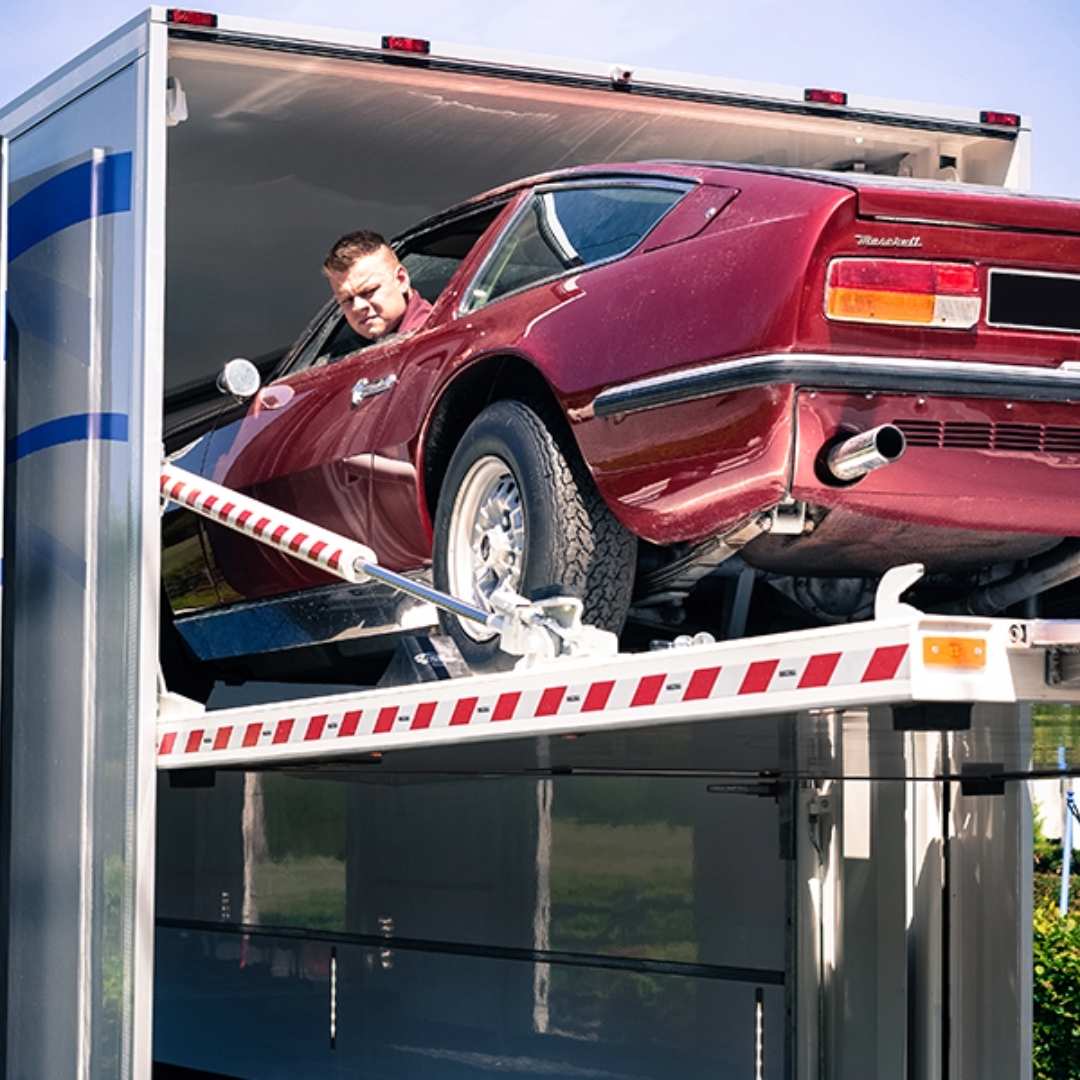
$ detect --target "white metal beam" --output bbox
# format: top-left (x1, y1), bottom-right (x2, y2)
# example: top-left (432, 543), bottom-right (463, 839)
top-left (158, 611), bottom-right (1077, 771)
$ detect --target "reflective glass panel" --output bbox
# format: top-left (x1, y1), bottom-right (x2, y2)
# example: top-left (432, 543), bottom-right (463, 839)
top-left (463, 184), bottom-right (687, 312)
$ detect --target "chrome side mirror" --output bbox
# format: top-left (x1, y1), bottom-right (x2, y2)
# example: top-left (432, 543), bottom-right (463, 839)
top-left (217, 358), bottom-right (261, 400)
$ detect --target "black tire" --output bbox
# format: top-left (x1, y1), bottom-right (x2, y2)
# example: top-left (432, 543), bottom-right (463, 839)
top-left (432, 399), bottom-right (637, 670)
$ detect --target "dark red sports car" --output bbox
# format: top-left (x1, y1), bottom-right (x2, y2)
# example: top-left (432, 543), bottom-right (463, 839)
top-left (162, 160), bottom-right (1080, 687)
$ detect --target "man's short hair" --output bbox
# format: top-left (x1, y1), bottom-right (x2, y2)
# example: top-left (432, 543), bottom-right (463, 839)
top-left (322, 230), bottom-right (393, 275)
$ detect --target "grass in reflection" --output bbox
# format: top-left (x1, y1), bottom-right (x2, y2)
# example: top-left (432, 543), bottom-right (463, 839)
top-left (255, 775), bottom-right (347, 931)
top-left (548, 965), bottom-right (697, 1038)
top-left (161, 531), bottom-right (220, 611)
top-left (550, 822), bottom-right (695, 962)
top-left (256, 855), bottom-right (346, 931)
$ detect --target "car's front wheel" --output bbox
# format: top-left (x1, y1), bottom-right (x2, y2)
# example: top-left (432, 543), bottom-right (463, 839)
top-left (433, 399), bottom-right (636, 670)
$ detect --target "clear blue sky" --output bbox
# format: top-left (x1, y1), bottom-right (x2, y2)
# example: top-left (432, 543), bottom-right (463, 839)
top-left (2, 0), bottom-right (1079, 198)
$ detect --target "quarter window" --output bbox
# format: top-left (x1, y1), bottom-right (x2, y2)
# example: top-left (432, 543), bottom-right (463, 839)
top-left (463, 183), bottom-right (688, 313)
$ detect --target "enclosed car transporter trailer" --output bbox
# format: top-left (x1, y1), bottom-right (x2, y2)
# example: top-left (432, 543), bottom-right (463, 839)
top-left (0, 7), bottom-right (1058, 1078)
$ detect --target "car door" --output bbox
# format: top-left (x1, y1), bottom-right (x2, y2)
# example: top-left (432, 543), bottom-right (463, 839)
top-left (360, 199), bottom-right (525, 572)
top-left (196, 324), bottom-right (424, 603)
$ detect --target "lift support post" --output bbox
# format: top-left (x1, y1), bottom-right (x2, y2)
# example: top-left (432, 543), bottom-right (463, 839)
top-left (158, 461), bottom-right (1079, 772)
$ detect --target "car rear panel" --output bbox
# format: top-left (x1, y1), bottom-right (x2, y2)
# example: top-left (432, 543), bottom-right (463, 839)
top-left (567, 171), bottom-right (848, 543)
top-left (774, 180), bottom-right (1080, 557)
top-left (581, 384), bottom-right (795, 544)
top-left (579, 168), bottom-right (1080, 549)
top-left (798, 180), bottom-right (1080, 366)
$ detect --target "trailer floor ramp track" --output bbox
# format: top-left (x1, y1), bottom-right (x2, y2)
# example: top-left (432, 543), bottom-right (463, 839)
top-left (158, 459), bottom-right (1080, 771)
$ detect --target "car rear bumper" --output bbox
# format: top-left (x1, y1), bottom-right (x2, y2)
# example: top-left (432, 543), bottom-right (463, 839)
top-left (589, 375), bottom-right (1080, 553)
top-left (792, 388), bottom-right (1080, 536)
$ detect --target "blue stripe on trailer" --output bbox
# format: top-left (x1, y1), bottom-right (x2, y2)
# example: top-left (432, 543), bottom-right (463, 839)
top-left (7, 151), bottom-right (132, 261)
top-left (6, 412), bottom-right (129, 463)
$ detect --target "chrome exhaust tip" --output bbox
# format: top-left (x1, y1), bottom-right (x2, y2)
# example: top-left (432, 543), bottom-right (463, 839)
top-left (826, 424), bottom-right (906, 482)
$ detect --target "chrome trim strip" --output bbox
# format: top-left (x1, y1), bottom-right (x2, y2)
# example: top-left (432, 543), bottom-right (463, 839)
top-left (592, 354), bottom-right (1080, 417)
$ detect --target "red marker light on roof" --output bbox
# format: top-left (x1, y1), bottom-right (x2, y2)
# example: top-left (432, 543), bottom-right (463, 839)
top-left (167, 9), bottom-right (218, 26)
top-left (805, 88), bottom-right (848, 106)
top-left (981, 110), bottom-right (1020, 127)
top-left (382, 35), bottom-right (431, 54)
top-left (825, 258), bottom-right (981, 329)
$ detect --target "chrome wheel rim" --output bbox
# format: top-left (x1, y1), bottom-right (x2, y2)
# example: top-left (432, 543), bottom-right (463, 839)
top-left (445, 456), bottom-right (525, 642)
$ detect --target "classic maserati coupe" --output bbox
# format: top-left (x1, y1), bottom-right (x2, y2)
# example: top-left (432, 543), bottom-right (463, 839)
top-left (162, 160), bottom-right (1080, 687)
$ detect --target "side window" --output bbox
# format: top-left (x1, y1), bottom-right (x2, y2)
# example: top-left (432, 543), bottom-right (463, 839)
top-left (315, 316), bottom-right (366, 365)
top-left (278, 302), bottom-right (361, 376)
top-left (281, 202), bottom-right (507, 376)
top-left (398, 202), bottom-right (508, 303)
top-left (462, 183), bottom-right (689, 313)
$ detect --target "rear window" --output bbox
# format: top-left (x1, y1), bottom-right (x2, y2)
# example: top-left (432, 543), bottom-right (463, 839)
top-left (462, 182), bottom-right (688, 313)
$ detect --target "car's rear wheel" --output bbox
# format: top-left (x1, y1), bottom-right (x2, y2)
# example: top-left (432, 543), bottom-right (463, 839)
top-left (433, 399), bottom-right (636, 670)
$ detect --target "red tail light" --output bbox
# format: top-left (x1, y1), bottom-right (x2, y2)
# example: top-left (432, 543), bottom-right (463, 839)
top-left (981, 110), bottom-right (1021, 127)
top-left (826, 258), bottom-right (981, 329)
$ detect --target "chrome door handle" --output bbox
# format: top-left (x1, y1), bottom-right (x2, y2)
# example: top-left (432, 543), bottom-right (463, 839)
top-left (351, 373), bottom-right (396, 407)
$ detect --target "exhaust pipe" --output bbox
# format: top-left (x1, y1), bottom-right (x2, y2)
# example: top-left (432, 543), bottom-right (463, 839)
top-left (826, 424), bottom-right (906, 482)
top-left (946, 538), bottom-right (1080, 616)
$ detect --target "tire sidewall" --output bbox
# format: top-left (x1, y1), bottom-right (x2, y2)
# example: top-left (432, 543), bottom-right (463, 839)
top-left (433, 401), bottom-right (567, 665)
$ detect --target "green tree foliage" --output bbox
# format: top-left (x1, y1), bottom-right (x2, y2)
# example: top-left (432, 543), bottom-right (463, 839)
top-left (1034, 811), bottom-right (1080, 1079)
top-left (1034, 898), bottom-right (1080, 1079)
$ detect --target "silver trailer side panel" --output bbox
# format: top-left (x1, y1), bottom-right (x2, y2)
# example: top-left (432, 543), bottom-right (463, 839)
top-left (156, 767), bottom-right (788, 1077)
top-left (154, 700), bottom-right (1034, 1078)
top-left (0, 16), bottom-right (164, 1079)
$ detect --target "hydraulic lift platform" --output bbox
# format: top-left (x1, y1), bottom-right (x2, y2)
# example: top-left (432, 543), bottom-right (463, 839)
top-left (156, 605), bottom-right (1078, 773)
top-left (157, 461), bottom-right (1080, 778)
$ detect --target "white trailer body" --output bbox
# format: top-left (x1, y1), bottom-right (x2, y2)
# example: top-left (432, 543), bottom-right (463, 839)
top-left (0, 9), bottom-right (1037, 1079)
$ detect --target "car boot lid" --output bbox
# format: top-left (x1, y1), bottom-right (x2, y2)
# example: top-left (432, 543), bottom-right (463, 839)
top-left (845, 175), bottom-right (1080, 236)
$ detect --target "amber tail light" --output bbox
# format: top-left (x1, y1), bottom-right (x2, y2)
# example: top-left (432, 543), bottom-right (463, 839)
top-left (825, 258), bottom-right (981, 329)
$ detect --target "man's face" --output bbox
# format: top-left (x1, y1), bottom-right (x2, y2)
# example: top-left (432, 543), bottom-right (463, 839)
top-left (328, 248), bottom-right (410, 341)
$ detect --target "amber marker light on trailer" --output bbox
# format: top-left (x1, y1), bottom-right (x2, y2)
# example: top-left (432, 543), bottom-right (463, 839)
top-left (167, 9), bottom-right (218, 26)
top-left (382, 35), bottom-right (431, 54)
top-left (923, 637), bottom-right (987, 669)
top-left (825, 258), bottom-right (981, 329)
